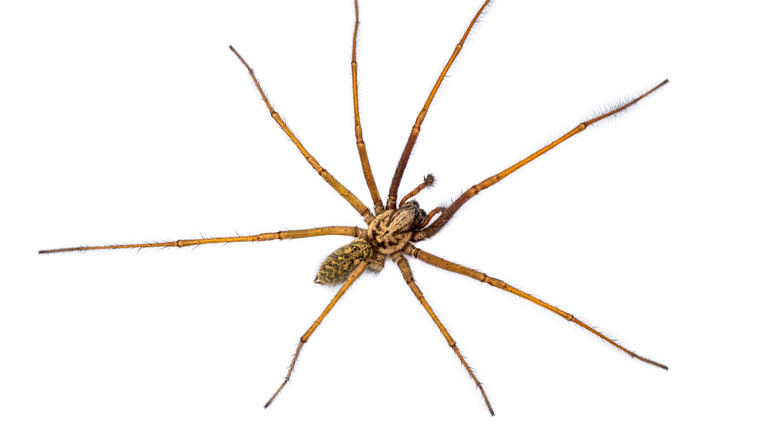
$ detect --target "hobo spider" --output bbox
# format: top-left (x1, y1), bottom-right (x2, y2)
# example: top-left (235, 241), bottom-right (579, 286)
top-left (40, 0), bottom-right (668, 415)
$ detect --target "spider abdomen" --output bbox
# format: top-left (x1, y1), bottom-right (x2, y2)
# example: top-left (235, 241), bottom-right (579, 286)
top-left (315, 238), bottom-right (376, 285)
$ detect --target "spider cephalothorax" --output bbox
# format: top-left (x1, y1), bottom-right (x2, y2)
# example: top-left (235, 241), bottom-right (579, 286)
top-left (315, 200), bottom-right (426, 285)
top-left (366, 200), bottom-right (426, 254)
top-left (40, 0), bottom-right (668, 416)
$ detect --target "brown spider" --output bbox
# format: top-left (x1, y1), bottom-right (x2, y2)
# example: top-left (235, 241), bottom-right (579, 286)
top-left (39, 0), bottom-right (668, 416)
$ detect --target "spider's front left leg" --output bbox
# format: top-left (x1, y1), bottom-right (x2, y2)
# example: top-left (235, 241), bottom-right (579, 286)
top-left (392, 252), bottom-right (495, 416)
top-left (386, 0), bottom-right (492, 210)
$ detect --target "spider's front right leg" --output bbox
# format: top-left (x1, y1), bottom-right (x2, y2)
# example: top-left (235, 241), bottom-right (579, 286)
top-left (413, 80), bottom-right (669, 241)
top-left (38, 226), bottom-right (363, 254)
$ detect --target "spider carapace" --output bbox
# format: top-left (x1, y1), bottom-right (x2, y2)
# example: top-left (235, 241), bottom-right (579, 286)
top-left (40, 0), bottom-right (668, 415)
top-left (316, 200), bottom-right (427, 286)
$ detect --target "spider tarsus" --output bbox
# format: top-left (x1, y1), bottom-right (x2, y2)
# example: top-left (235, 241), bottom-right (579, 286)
top-left (641, 356), bottom-right (669, 371)
top-left (584, 79), bottom-right (670, 127)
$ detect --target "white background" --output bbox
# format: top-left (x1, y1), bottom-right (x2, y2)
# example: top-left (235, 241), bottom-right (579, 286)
top-left (2, 0), bottom-right (779, 436)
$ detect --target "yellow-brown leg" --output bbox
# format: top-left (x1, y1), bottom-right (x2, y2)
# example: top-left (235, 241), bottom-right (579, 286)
top-left (38, 226), bottom-right (362, 254)
top-left (404, 244), bottom-right (668, 370)
top-left (392, 252), bottom-right (495, 416)
top-left (414, 79), bottom-right (669, 241)
top-left (229, 45), bottom-right (373, 223)
top-left (386, 0), bottom-right (492, 210)
top-left (351, 0), bottom-right (383, 214)
top-left (265, 260), bottom-right (370, 408)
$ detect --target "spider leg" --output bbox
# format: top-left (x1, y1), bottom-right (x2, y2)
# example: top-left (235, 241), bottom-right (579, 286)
top-left (392, 252), bottom-right (495, 416)
top-left (404, 244), bottom-right (668, 370)
top-left (414, 79), bottom-right (669, 241)
top-left (265, 259), bottom-right (370, 408)
top-left (38, 226), bottom-right (362, 254)
top-left (386, 0), bottom-right (492, 210)
top-left (351, 0), bottom-right (383, 214)
top-left (229, 46), bottom-right (373, 223)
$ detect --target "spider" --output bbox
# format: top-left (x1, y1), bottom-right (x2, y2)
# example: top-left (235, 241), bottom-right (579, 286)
top-left (40, 0), bottom-right (668, 416)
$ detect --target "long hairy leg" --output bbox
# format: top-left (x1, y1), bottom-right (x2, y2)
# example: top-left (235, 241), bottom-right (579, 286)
top-left (392, 252), bottom-right (495, 416)
top-left (351, 0), bottom-right (383, 214)
top-left (265, 260), bottom-right (370, 408)
top-left (38, 226), bottom-right (362, 254)
top-left (386, 0), bottom-right (492, 210)
top-left (229, 45), bottom-right (373, 223)
top-left (414, 79), bottom-right (669, 241)
top-left (404, 244), bottom-right (668, 370)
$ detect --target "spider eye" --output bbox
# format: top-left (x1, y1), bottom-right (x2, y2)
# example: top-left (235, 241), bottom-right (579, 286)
top-left (403, 200), bottom-right (426, 226)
